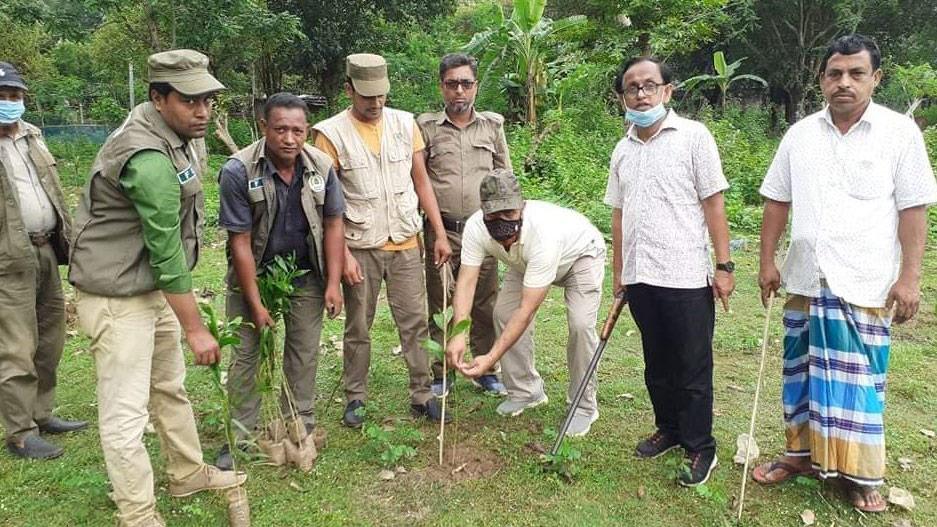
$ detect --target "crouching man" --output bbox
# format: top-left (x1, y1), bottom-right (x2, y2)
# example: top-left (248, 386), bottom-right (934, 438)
top-left (447, 169), bottom-right (606, 436)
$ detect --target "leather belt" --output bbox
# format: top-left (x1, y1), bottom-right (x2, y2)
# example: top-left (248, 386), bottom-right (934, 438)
top-left (441, 216), bottom-right (467, 234)
top-left (28, 231), bottom-right (53, 247)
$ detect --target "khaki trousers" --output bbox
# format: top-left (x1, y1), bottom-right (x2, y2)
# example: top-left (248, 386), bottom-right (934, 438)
top-left (496, 253), bottom-right (605, 415)
top-left (77, 290), bottom-right (204, 526)
top-left (226, 274), bottom-right (324, 438)
top-left (342, 246), bottom-right (432, 405)
top-left (424, 227), bottom-right (498, 378)
top-left (0, 243), bottom-right (64, 442)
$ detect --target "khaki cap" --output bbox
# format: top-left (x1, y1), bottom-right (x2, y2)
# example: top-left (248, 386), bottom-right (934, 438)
top-left (148, 49), bottom-right (225, 96)
top-left (480, 169), bottom-right (524, 214)
top-left (346, 53), bottom-right (390, 97)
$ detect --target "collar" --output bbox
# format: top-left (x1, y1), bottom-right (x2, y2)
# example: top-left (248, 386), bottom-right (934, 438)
top-left (0, 120), bottom-right (28, 142)
top-left (820, 100), bottom-right (881, 133)
top-left (141, 102), bottom-right (186, 149)
top-left (626, 108), bottom-right (679, 142)
top-left (259, 140), bottom-right (305, 182)
top-left (436, 108), bottom-right (479, 127)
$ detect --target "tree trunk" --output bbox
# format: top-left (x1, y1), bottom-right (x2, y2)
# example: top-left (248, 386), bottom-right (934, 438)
top-left (213, 112), bottom-right (240, 155)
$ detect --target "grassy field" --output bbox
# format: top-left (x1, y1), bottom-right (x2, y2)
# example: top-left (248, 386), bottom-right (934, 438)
top-left (0, 151), bottom-right (935, 527)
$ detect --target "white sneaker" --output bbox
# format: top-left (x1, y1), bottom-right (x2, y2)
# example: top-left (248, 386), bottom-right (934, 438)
top-left (496, 393), bottom-right (548, 417)
top-left (567, 410), bottom-right (599, 437)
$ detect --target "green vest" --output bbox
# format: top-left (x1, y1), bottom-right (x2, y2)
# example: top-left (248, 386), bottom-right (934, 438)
top-left (69, 102), bottom-right (205, 296)
top-left (0, 121), bottom-right (72, 273)
top-left (225, 139), bottom-right (332, 287)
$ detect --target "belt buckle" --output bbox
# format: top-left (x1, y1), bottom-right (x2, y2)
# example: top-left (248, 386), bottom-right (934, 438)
top-left (29, 232), bottom-right (50, 247)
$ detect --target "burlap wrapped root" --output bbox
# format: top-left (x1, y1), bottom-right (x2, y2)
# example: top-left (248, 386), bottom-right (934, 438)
top-left (226, 486), bottom-right (251, 527)
top-left (259, 417), bottom-right (322, 471)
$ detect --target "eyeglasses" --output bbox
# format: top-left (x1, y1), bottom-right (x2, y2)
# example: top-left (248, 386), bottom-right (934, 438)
top-left (623, 82), bottom-right (666, 97)
top-left (443, 79), bottom-right (477, 91)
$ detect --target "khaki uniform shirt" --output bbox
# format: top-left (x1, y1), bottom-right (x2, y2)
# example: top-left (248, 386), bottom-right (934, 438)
top-left (417, 110), bottom-right (510, 221)
top-left (0, 129), bottom-right (57, 233)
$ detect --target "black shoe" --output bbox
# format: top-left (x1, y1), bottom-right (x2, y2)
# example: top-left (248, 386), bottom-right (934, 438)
top-left (7, 434), bottom-right (64, 460)
top-left (635, 431), bottom-right (680, 459)
top-left (343, 400), bottom-right (365, 428)
top-left (411, 398), bottom-right (452, 424)
top-left (679, 449), bottom-right (718, 487)
top-left (38, 416), bottom-right (89, 434)
top-left (216, 444), bottom-right (234, 471)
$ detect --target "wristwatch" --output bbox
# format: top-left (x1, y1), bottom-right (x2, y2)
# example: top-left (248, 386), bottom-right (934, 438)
top-left (716, 261), bottom-right (735, 273)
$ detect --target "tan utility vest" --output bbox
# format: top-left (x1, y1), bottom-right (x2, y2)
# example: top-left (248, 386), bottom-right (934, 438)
top-left (313, 108), bottom-right (422, 249)
top-left (69, 102), bottom-right (205, 296)
top-left (0, 121), bottom-right (72, 273)
top-left (224, 139), bottom-right (333, 287)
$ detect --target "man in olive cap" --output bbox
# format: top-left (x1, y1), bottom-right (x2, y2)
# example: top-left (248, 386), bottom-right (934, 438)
top-left (446, 169), bottom-right (607, 437)
top-left (69, 50), bottom-right (244, 527)
top-left (0, 61), bottom-right (87, 461)
top-left (313, 53), bottom-right (453, 428)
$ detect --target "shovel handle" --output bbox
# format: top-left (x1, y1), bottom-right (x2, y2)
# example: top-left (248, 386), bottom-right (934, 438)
top-left (600, 289), bottom-right (628, 341)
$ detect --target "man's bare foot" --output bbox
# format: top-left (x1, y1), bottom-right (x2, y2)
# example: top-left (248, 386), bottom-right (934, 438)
top-left (848, 483), bottom-right (887, 513)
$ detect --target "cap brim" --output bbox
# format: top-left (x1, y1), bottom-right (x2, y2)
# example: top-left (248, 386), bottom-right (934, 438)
top-left (351, 77), bottom-right (390, 97)
top-left (167, 73), bottom-right (226, 96)
top-left (481, 197), bottom-right (523, 215)
top-left (0, 81), bottom-right (28, 92)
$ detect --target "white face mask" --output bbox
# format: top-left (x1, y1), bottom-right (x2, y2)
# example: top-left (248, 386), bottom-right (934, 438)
top-left (625, 103), bottom-right (666, 128)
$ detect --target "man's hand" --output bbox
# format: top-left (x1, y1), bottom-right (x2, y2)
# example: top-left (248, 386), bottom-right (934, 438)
top-left (433, 236), bottom-right (452, 267)
top-left (886, 275), bottom-right (920, 324)
top-left (343, 252), bottom-right (364, 286)
top-left (186, 326), bottom-right (221, 365)
top-left (615, 281), bottom-right (627, 296)
top-left (325, 284), bottom-right (344, 319)
top-left (712, 271), bottom-right (735, 312)
top-left (446, 336), bottom-right (468, 371)
top-left (758, 262), bottom-right (781, 308)
top-left (250, 305), bottom-right (275, 330)
top-left (457, 353), bottom-right (496, 379)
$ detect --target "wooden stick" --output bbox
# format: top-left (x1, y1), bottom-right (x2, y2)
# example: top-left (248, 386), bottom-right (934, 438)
top-left (737, 292), bottom-right (775, 521)
top-left (438, 262), bottom-right (452, 466)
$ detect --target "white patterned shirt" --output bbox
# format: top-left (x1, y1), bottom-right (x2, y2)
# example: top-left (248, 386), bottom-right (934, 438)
top-left (604, 110), bottom-right (728, 289)
top-left (760, 102), bottom-right (937, 308)
top-left (461, 200), bottom-right (605, 289)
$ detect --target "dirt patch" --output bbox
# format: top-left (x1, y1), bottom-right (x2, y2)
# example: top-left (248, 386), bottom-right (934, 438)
top-left (412, 441), bottom-right (502, 484)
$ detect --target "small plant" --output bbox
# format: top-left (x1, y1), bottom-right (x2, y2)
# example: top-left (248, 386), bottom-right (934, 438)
top-left (198, 302), bottom-right (244, 470)
top-left (421, 263), bottom-right (471, 465)
top-left (694, 483), bottom-right (728, 506)
top-left (540, 428), bottom-right (582, 483)
top-left (359, 408), bottom-right (422, 469)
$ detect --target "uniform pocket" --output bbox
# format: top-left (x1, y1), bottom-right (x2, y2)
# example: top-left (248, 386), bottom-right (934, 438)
top-left (343, 199), bottom-right (373, 242)
top-left (338, 155), bottom-right (375, 199)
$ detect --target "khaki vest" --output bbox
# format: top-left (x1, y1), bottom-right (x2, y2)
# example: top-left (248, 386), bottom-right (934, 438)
top-left (224, 139), bottom-right (333, 287)
top-left (0, 121), bottom-right (72, 273)
top-left (69, 102), bottom-right (205, 296)
top-left (313, 108), bottom-right (422, 249)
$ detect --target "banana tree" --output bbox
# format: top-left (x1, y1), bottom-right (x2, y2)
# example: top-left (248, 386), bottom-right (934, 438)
top-left (681, 51), bottom-right (768, 112)
top-left (463, 0), bottom-right (585, 126)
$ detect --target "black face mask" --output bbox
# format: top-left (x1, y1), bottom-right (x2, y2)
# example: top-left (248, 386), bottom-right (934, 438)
top-left (484, 217), bottom-right (522, 241)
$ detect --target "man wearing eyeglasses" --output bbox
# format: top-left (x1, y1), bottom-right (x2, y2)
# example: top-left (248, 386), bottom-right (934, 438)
top-left (417, 53), bottom-right (511, 398)
top-left (604, 56), bottom-right (733, 487)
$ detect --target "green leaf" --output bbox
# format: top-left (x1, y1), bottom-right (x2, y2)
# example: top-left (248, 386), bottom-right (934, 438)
top-left (451, 319), bottom-right (472, 338)
top-left (421, 338), bottom-right (444, 359)
top-left (713, 51), bottom-right (727, 77)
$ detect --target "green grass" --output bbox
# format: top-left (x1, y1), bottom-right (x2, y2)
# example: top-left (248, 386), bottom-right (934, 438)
top-left (1, 157), bottom-right (935, 527)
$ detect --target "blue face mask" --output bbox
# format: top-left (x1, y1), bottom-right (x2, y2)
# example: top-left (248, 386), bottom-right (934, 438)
top-left (0, 100), bottom-right (25, 124)
top-left (625, 103), bottom-right (666, 128)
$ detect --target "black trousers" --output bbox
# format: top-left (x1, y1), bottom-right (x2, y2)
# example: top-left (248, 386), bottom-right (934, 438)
top-left (628, 283), bottom-right (716, 453)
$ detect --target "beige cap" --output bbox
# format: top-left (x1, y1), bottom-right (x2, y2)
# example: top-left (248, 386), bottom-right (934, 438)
top-left (480, 169), bottom-right (524, 214)
top-left (346, 53), bottom-right (390, 97)
top-left (147, 49), bottom-right (225, 96)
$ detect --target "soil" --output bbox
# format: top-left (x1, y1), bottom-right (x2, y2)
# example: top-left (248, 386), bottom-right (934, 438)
top-left (411, 441), bottom-right (502, 484)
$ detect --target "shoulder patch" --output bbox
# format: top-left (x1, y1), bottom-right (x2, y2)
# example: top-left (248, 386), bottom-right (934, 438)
top-left (177, 164), bottom-right (197, 185)
top-left (248, 177), bottom-right (264, 190)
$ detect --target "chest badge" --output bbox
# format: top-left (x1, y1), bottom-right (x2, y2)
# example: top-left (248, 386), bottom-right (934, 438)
top-left (248, 177), bottom-right (265, 190)
top-left (176, 164), bottom-right (197, 185)
top-left (309, 174), bottom-right (326, 193)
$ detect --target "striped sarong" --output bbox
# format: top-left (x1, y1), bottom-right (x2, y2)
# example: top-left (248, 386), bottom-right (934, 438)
top-left (780, 285), bottom-right (891, 486)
